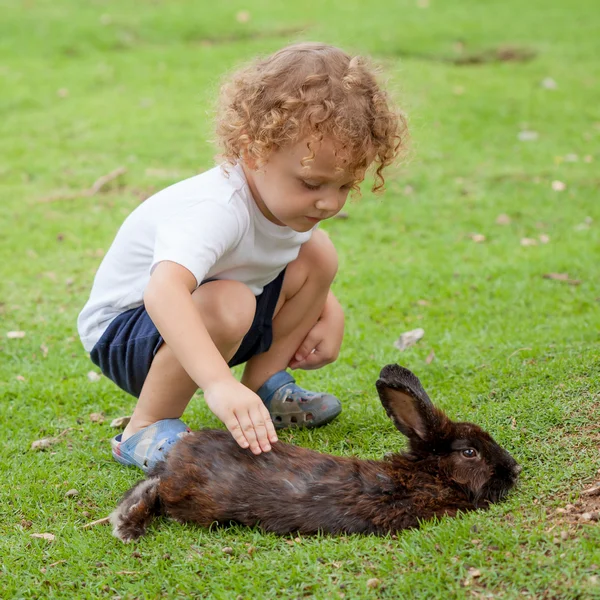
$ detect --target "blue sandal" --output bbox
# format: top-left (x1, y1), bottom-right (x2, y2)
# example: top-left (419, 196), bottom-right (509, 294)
top-left (111, 418), bottom-right (191, 472)
top-left (257, 371), bottom-right (342, 429)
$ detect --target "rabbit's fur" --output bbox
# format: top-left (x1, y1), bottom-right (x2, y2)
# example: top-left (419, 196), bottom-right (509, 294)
top-left (111, 364), bottom-right (520, 542)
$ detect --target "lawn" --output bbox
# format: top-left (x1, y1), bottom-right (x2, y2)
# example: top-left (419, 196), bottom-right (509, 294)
top-left (1, 0), bottom-right (599, 598)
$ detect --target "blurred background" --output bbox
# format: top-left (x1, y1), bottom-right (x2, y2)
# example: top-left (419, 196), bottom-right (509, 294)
top-left (1, 1), bottom-right (599, 597)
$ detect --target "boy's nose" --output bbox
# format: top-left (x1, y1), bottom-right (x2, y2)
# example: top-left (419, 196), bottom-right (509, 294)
top-left (315, 194), bottom-right (343, 214)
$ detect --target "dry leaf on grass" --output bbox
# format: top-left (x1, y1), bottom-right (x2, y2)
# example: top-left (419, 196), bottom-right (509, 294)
top-left (469, 233), bottom-right (486, 243)
top-left (520, 237), bottom-right (538, 246)
top-left (89, 412), bottom-right (105, 423)
top-left (461, 567), bottom-right (482, 587)
top-left (31, 428), bottom-right (72, 451)
top-left (518, 130), bottom-right (538, 141)
top-left (394, 328), bottom-right (425, 351)
top-left (366, 578), bottom-right (381, 589)
top-left (496, 213), bottom-right (511, 225)
top-left (426, 350), bottom-right (435, 364)
top-left (551, 180), bottom-right (566, 191)
top-left (110, 416), bottom-right (131, 429)
top-left (7, 331), bottom-right (26, 339)
top-left (543, 273), bottom-right (582, 286)
top-left (31, 438), bottom-right (57, 450)
top-left (87, 371), bottom-right (102, 382)
top-left (31, 533), bottom-right (55, 542)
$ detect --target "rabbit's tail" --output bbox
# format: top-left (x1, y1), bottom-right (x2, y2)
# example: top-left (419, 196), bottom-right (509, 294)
top-left (110, 477), bottom-right (161, 542)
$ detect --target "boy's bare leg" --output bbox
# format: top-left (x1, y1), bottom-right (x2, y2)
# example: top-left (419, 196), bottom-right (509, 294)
top-left (241, 230), bottom-right (338, 392)
top-left (122, 280), bottom-right (256, 441)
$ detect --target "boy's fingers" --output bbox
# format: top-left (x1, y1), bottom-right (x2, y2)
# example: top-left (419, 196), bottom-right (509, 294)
top-left (291, 343), bottom-right (320, 368)
top-left (292, 348), bottom-right (324, 370)
top-left (259, 404), bottom-right (278, 444)
top-left (294, 333), bottom-right (319, 363)
top-left (235, 411), bottom-right (261, 455)
top-left (249, 408), bottom-right (272, 452)
top-left (226, 419), bottom-right (250, 450)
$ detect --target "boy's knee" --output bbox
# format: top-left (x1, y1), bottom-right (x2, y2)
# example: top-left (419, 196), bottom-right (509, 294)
top-left (193, 280), bottom-right (256, 343)
top-left (300, 230), bottom-right (338, 283)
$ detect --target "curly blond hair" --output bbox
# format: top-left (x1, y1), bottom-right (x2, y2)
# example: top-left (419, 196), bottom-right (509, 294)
top-left (215, 42), bottom-right (407, 192)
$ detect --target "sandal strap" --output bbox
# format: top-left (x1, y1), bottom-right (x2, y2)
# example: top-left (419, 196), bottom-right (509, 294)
top-left (112, 418), bottom-right (190, 472)
top-left (256, 370), bottom-right (341, 429)
top-left (256, 370), bottom-right (296, 409)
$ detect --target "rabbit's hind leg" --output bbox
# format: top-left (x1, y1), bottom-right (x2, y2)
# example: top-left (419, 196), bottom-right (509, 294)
top-left (110, 477), bottom-right (161, 542)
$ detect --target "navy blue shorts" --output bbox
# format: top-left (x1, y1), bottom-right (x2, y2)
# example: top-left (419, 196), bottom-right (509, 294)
top-left (90, 270), bottom-right (285, 398)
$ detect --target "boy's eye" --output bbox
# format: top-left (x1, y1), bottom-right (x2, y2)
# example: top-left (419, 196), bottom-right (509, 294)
top-left (301, 180), bottom-right (321, 191)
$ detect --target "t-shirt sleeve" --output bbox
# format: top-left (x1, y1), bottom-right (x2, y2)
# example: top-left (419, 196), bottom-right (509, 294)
top-left (151, 201), bottom-right (243, 287)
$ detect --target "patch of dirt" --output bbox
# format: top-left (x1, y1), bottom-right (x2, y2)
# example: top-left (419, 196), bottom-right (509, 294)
top-left (547, 405), bottom-right (600, 523)
top-left (543, 396), bottom-right (600, 527)
top-left (452, 45), bottom-right (536, 65)
top-left (547, 478), bottom-right (600, 526)
top-left (383, 44), bottom-right (536, 66)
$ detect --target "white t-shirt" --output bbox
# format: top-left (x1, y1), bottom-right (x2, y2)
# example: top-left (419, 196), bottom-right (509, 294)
top-left (77, 163), bottom-right (313, 352)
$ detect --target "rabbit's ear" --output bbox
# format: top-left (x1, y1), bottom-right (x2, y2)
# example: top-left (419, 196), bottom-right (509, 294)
top-left (376, 364), bottom-right (437, 441)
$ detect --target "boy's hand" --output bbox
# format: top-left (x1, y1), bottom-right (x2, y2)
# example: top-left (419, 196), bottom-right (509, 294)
top-left (204, 378), bottom-right (278, 454)
top-left (288, 291), bottom-right (344, 370)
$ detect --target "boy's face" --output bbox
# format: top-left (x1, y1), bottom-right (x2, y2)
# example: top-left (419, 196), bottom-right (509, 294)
top-left (242, 137), bottom-right (356, 233)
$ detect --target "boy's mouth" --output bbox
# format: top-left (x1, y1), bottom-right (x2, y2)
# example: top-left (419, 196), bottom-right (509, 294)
top-left (305, 216), bottom-right (322, 224)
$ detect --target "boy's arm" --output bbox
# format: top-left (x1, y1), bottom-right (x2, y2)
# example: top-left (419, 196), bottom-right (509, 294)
top-left (144, 260), bottom-right (277, 454)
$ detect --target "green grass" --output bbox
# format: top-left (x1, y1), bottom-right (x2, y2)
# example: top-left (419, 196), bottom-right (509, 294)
top-left (1, 0), bottom-right (600, 598)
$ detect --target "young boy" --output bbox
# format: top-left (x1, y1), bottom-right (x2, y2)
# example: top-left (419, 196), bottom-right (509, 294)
top-left (77, 42), bottom-right (404, 472)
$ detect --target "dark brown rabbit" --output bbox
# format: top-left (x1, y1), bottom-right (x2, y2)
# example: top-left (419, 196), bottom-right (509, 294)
top-left (110, 364), bottom-right (520, 542)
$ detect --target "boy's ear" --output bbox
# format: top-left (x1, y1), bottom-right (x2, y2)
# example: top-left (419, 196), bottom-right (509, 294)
top-left (240, 141), bottom-right (258, 170)
top-left (375, 364), bottom-right (437, 441)
top-left (243, 153), bottom-right (258, 170)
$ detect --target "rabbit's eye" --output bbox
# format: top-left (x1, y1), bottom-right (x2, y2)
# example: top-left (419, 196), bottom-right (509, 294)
top-left (461, 448), bottom-right (477, 458)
